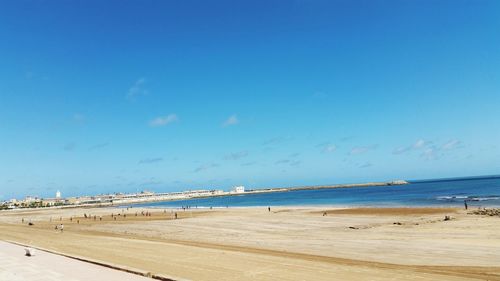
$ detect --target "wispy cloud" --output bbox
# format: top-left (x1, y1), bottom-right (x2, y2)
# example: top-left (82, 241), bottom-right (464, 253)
top-left (340, 136), bottom-right (356, 142)
top-left (262, 136), bottom-right (293, 146)
top-left (442, 139), bottom-right (462, 150)
top-left (224, 151), bottom-right (248, 160)
top-left (222, 114), bottom-right (239, 127)
top-left (241, 161), bottom-right (257, 166)
top-left (323, 145), bottom-right (337, 153)
top-left (393, 139), bottom-right (462, 160)
top-left (194, 163), bottom-right (219, 173)
top-left (421, 139), bottom-right (463, 160)
top-left (350, 145), bottom-right (378, 155)
top-left (275, 159), bottom-right (301, 166)
top-left (358, 162), bottom-right (373, 168)
top-left (149, 114), bottom-right (178, 127)
top-left (316, 142), bottom-right (337, 153)
top-left (139, 157), bottom-right (163, 164)
top-left (127, 78), bottom-right (148, 100)
top-left (289, 152), bottom-right (300, 158)
top-left (89, 142), bottom-right (109, 150)
top-left (420, 147), bottom-right (438, 160)
top-left (393, 139), bottom-right (432, 155)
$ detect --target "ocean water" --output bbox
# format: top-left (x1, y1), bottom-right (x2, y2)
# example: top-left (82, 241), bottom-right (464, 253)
top-left (129, 176), bottom-right (500, 208)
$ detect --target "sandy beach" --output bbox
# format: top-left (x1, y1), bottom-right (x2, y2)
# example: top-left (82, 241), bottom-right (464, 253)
top-left (0, 206), bottom-right (499, 281)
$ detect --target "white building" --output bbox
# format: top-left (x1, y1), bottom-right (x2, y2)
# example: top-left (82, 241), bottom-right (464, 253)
top-left (232, 186), bottom-right (245, 193)
top-left (56, 190), bottom-right (61, 199)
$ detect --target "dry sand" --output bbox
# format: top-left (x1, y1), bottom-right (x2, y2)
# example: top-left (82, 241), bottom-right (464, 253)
top-left (0, 206), bottom-right (499, 281)
top-left (0, 240), bottom-right (152, 281)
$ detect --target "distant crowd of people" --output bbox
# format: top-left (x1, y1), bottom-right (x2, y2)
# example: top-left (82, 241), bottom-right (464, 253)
top-left (20, 205), bottom-right (278, 234)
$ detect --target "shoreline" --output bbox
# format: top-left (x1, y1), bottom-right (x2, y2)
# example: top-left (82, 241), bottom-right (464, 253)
top-left (1, 202), bottom-right (487, 214)
top-left (2, 180), bottom-right (410, 211)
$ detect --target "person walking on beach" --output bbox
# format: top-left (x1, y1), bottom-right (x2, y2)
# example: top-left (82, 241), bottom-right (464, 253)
top-left (268, 206), bottom-right (271, 212)
top-left (60, 224), bottom-right (64, 233)
top-left (174, 212), bottom-right (178, 219)
top-left (464, 200), bottom-right (468, 210)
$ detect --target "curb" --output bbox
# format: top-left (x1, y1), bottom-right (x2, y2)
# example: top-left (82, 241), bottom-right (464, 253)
top-left (4, 240), bottom-right (185, 281)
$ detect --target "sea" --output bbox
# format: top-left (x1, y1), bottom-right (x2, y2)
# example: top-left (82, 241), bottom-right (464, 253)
top-left (129, 175), bottom-right (500, 209)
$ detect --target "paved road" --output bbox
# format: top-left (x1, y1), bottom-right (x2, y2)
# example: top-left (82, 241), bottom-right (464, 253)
top-left (0, 241), bottom-right (153, 281)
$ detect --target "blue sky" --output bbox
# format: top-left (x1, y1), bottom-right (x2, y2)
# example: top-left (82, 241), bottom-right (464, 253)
top-left (1, 0), bottom-right (499, 199)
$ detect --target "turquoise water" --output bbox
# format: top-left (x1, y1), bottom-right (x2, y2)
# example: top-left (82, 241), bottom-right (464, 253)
top-left (129, 176), bottom-right (500, 208)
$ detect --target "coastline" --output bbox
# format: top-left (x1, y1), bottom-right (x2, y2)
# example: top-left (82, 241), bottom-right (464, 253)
top-left (1, 205), bottom-right (499, 280)
top-left (1, 180), bottom-right (409, 211)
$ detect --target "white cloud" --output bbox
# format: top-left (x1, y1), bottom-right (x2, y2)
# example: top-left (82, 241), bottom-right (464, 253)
top-left (262, 136), bottom-right (292, 146)
top-left (194, 163), bottom-right (219, 173)
top-left (412, 139), bottom-right (428, 149)
top-left (89, 142), bottom-right (109, 150)
top-left (127, 78), bottom-right (148, 100)
top-left (393, 139), bottom-right (431, 155)
top-left (224, 151), bottom-right (248, 160)
top-left (223, 114), bottom-right (239, 127)
top-left (442, 139), bottom-right (462, 150)
top-left (316, 142), bottom-right (337, 153)
top-left (393, 146), bottom-right (410, 155)
top-left (358, 162), bottom-right (372, 168)
top-left (350, 145), bottom-right (377, 155)
top-left (394, 138), bottom-right (462, 160)
top-left (139, 157), bottom-right (163, 164)
top-left (275, 159), bottom-right (301, 166)
top-left (149, 114), bottom-right (178, 127)
top-left (323, 144), bottom-right (337, 153)
top-left (421, 147), bottom-right (438, 160)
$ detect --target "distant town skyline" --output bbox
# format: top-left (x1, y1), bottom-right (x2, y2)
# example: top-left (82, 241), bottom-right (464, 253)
top-left (1, 1), bottom-right (499, 200)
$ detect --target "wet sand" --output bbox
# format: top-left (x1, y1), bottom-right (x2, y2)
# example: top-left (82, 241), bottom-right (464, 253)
top-left (0, 206), bottom-right (499, 281)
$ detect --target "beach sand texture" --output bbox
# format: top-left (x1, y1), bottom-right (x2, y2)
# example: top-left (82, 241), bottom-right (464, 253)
top-left (0, 207), bottom-right (499, 281)
top-left (0, 240), bottom-right (152, 281)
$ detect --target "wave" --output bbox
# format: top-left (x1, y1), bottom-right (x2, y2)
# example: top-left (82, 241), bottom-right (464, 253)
top-left (436, 195), bottom-right (500, 201)
top-left (436, 195), bottom-right (469, 200)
